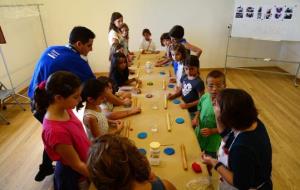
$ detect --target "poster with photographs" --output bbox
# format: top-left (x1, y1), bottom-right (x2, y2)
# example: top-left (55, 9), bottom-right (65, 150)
top-left (232, 0), bottom-right (300, 41)
top-left (234, 5), bottom-right (296, 21)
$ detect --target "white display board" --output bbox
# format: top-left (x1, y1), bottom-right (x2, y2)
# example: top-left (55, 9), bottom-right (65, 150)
top-left (232, 0), bottom-right (300, 41)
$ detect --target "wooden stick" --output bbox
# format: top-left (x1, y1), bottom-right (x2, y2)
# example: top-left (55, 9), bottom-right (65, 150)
top-left (180, 144), bottom-right (188, 171)
top-left (166, 113), bottom-right (171, 132)
top-left (126, 120), bottom-right (131, 138)
top-left (137, 53), bottom-right (141, 60)
top-left (132, 97), bottom-right (137, 107)
top-left (136, 69), bottom-right (140, 79)
top-left (164, 94), bottom-right (167, 109)
top-left (169, 69), bottom-right (172, 77)
top-left (162, 79), bottom-right (166, 90)
top-left (135, 82), bottom-right (140, 89)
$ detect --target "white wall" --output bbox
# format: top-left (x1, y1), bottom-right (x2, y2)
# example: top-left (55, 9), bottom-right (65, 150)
top-left (278, 42), bottom-right (300, 78)
top-left (1, 0), bottom-right (299, 91)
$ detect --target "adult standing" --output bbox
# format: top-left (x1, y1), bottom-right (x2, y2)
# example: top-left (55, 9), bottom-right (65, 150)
top-left (108, 12), bottom-right (123, 46)
top-left (29, 26), bottom-right (130, 182)
top-left (203, 89), bottom-right (272, 190)
top-left (28, 26), bottom-right (96, 182)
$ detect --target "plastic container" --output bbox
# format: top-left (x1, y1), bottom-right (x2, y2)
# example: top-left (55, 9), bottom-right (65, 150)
top-left (149, 141), bottom-right (160, 166)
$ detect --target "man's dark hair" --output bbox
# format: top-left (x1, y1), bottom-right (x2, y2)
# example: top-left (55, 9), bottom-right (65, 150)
top-left (69, 26), bottom-right (95, 44)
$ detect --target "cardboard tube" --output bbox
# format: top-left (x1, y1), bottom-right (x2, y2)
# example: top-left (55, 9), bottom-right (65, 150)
top-left (164, 94), bottom-right (167, 109)
top-left (162, 80), bottom-right (166, 90)
top-left (166, 113), bottom-right (171, 132)
top-left (180, 144), bottom-right (188, 171)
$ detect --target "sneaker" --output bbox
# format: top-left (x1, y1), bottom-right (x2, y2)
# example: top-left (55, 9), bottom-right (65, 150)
top-left (34, 165), bottom-right (54, 182)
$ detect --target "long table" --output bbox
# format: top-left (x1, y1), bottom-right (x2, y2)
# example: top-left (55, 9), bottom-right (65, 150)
top-left (89, 52), bottom-right (209, 190)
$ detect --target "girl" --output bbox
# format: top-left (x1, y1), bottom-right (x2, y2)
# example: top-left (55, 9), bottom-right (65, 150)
top-left (98, 76), bottom-right (141, 120)
top-left (76, 78), bottom-right (124, 141)
top-left (155, 32), bottom-right (172, 67)
top-left (203, 89), bottom-right (272, 190)
top-left (88, 134), bottom-right (177, 190)
top-left (109, 52), bottom-right (140, 93)
top-left (108, 12), bottom-right (123, 46)
top-left (170, 43), bottom-right (187, 86)
top-left (34, 71), bottom-right (90, 190)
top-left (119, 23), bottom-right (131, 57)
top-left (109, 42), bottom-right (135, 72)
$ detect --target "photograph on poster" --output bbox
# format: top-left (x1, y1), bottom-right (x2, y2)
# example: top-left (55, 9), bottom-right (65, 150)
top-left (257, 6), bottom-right (263, 19)
top-left (235, 6), bottom-right (244, 18)
top-left (264, 8), bottom-right (272, 19)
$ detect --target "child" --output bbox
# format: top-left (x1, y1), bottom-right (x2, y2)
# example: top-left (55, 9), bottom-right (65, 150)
top-left (88, 134), bottom-right (177, 190)
top-left (168, 55), bottom-right (204, 120)
top-left (192, 70), bottom-right (226, 176)
top-left (109, 42), bottom-right (124, 61)
top-left (77, 78), bottom-right (124, 140)
top-left (98, 76), bottom-right (142, 120)
top-left (170, 43), bottom-right (187, 86)
top-left (109, 52), bottom-right (141, 93)
top-left (155, 32), bottom-right (172, 67)
top-left (34, 71), bottom-right (90, 190)
top-left (139, 28), bottom-right (157, 53)
top-left (169, 25), bottom-right (202, 57)
top-left (119, 23), bottom-right (131, 56)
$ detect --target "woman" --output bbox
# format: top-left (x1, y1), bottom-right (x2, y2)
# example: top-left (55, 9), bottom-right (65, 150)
top-left (87, 134), bottom-right (176, 190)
top-left (108, 12), bottom-right (123, 46)
top-left (203, 89), bottom-right (272, 190)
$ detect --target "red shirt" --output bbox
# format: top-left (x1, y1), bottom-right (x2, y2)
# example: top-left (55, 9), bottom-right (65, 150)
top-left (42, 109), bottom-right (90, 164)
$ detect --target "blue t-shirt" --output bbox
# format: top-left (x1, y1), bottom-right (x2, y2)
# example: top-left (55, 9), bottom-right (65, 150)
top-left (28, 45), bottom-right (95, 99)
top-left (180, 75), bottom-right (204, 112)
top-left (227, 120), bottom-right (272, 190)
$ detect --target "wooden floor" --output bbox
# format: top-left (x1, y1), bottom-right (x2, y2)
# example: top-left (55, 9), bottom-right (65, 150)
top-left (0, 68), bottom-right (300, 190)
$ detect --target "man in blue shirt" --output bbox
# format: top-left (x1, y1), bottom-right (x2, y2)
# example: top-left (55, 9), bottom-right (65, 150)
top-left (28, 26), bottom-right (96, 182)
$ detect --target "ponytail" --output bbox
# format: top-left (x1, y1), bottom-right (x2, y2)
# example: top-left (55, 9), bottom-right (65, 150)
top-left (33, 71), bottom-right (81, 112)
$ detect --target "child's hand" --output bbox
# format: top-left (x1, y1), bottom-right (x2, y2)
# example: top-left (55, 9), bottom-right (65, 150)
top-left (179, 103), bottom-right (188, 109)
top-left (201, 128), bottom-right (213, 137)
top-left (123, 98), bottom-right (132, 107)
top-left (133, 88), bottom-right (141, 94)
top-left (167, 93), bottom-right (174, 100)
top-left (155, 62), bottom-right (162, 67)
top-left (130, 107), bottom-right (141, 115)
top-left (192, 117), bottom-right (199, 127)
top-left (116, 121), bottom-right (124, 133)
top-left (169, 78), bottom-right (176, 83)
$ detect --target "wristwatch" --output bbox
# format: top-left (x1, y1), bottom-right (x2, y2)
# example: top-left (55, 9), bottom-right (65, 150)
top-left (214, 162), bottom-right (224, 171)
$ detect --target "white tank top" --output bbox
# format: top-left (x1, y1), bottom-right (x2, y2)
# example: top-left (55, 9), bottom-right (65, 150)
top-left (83, 109), bottom-right (109, 140)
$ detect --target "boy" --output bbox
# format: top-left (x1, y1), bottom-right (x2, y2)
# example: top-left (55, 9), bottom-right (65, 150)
top-left (192, 70), bottom-right (226, 176)
top-left (168, 55), bottom-right (204, 120)
top-left (139, 28), bottom-right (157, 53)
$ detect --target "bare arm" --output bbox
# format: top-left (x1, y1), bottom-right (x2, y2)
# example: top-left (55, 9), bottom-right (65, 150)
top-left (184, 42), bottom-right (203, 57)
top-left (83, 115), bottom-right (102, 138)
top-left (104, 90), bottom-right (130, 106)
top-left (54, 144), bottom-right (89, 177)
top-left (103, 107), bottom-right (141, 120)
top-left (167, 86), bottom-right (182, 100)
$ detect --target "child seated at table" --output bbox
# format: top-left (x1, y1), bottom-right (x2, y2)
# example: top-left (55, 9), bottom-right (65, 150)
top-left (109, 52), bottom-right (141, 93)
top-left (155, 32), bottom-right (172, 67)
top-left (192, 70), bottom-right (226, 176)
top-left (167, 55), bottom-right (204, 121)
top-left (87, 134), bottom-right (177, 190)
top-left (139, 28), bottom-right (159, 54)
top-left (76, 78), bottom-right (124, 140)
top-left (97, 76), bottom-right (141, 120)
top-left (170, 43), bottom-right (188, 85)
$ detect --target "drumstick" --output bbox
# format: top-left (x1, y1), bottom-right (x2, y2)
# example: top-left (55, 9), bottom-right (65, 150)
top-left (164, 94), bottom-right (167, 109)
top-left (166, 113), bottom-right (171, 132)
top-left (126, 120), bottom-right (130, 138)
top-left (180, 144), bottom-right (188, 171)
top-left (162, 79), bottom-right (166, 90)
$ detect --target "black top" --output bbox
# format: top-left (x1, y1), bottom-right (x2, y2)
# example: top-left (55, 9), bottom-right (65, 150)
top-left (180, 75), bottom-right (204, 112)
top-left (227, 119), bottom-right (272, 190)
top-left (109, 68), bottom-right (129, 92)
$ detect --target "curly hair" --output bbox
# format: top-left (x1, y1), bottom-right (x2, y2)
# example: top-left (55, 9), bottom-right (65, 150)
top-left (87, 134), bottom-right (151, 190)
